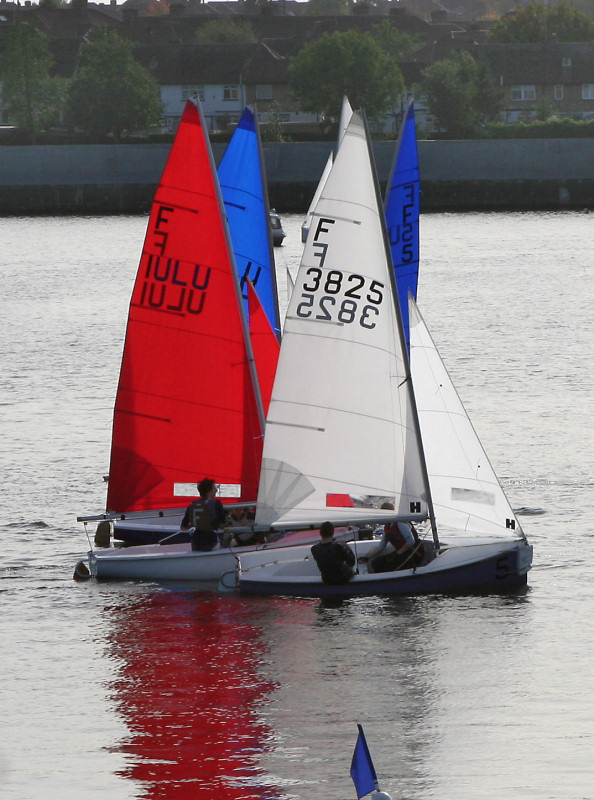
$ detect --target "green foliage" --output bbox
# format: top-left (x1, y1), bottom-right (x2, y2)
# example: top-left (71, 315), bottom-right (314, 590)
top-left (485, 116), bottom-right (594, 138)
top-left (65, 29), bottom-right (162, 139)
top-left (288, 30), bottom-right (404, 123)
top-left (194, 18), bottom-right (257, 44)
top-left (370, 19), bottom-right (420, 59)
top-left (489, 1), bottom-right (594, 43)
top-left (0, 20), bottom-right (62, 141)
top-left (420, 50), bottom-right (502, 137)
top-left (260, 102), bottom-right (287, 142)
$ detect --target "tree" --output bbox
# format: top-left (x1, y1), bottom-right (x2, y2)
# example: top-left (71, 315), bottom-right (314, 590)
top-left (260, 101), bottom-right (286, 142)
top-left (420, 50), bottom-right (502, 137)
top-left (371, 19), bottom-right (420, 60)
top-left (65, 28), bottom-right (162, 139)
top-left (0, 20), bottom-right (62, 141)
top-left (489, 1), bottom-right (594, 43)
top-left (195, 18), bottom-right (256, 44)
top-left (288, 30), bottom-right (404, 124)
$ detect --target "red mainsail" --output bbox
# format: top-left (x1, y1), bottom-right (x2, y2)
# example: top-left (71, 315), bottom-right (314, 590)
top-left (107, 100), bottom-right (263, 512)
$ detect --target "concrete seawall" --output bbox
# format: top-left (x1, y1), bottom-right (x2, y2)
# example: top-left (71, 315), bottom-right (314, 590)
top-left (1, 138), bottom-right (592, 214)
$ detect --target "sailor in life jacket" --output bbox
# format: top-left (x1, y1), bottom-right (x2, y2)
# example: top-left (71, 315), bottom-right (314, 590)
top-left (364, 502), bottom-right (425, 573)
top-left (180, 478), bottom-right (228, 551)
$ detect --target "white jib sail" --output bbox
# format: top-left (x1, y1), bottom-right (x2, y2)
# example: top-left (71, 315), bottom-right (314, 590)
top-left (256, 113), bottom-right (430, 527)
top-left (409, 297), bottom-right (523, 538)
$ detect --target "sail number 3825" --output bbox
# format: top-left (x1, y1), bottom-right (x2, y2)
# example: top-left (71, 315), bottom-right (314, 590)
top-left (296, 267), bottom-right (384, 329)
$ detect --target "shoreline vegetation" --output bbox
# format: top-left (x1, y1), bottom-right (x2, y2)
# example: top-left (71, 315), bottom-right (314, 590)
top-left (2, 116), bottom-right (594, 146)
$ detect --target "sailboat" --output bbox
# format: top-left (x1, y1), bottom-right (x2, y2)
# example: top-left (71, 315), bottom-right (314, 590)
top-left (82, 103), bottom-right (281, 548)
top-left (233, 111), bottom-right (532, 597)
top-left (76, 100), bottom-right (311, 581)
top-left (351, 724), bottom-right (391, 800)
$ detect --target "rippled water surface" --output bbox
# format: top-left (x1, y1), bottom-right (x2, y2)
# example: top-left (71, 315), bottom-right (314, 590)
top-left (2, 211), bottom-right (593, 799)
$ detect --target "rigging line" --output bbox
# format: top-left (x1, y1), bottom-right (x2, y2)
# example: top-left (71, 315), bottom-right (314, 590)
top-left (83, 520), bottom-right (93, 550)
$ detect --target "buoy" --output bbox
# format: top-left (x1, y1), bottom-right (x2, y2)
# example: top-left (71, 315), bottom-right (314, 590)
top-left (94, 520), bottom-right (111, 547)
top-left (73, 560), bottom-right (91, 582)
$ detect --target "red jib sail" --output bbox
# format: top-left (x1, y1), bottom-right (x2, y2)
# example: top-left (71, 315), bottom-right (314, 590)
top-left (107, 100), bottom-right (263, 513)
top-left (247, 280), bottom-right (280, 415)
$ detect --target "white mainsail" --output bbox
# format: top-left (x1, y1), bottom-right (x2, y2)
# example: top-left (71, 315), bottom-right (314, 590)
top-left (409, 297), bottom-right (523, 538)
top-left (256, 113), bottom-right (431, 527)
top-left (301, 96), bottom-right (353, 244)
top-left (301, 153), bottom-right (332, 244)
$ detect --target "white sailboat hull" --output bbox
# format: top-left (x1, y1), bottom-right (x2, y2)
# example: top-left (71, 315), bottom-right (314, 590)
top-left (236, 536), bottom-right (533, 597)
top-left (86, 529), bottom-right (344, 583)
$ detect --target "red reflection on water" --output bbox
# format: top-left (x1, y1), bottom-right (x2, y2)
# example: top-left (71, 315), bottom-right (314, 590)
top-left (104, 591), bottom-right (280, 800)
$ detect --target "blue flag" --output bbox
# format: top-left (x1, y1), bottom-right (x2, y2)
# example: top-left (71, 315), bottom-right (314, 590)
top-left (350, 724), bottom-right (377, 798)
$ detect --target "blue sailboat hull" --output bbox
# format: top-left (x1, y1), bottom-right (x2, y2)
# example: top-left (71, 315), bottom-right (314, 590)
top-left (239, 540), bottom-right (533, 598)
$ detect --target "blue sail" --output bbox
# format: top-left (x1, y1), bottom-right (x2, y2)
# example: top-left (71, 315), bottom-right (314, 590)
top-left (384, 101), bottom-right (420, 353)
top-left (218, 106), bottom-right (281, 339)
top-left (350, 724), bottom-right (379, 799)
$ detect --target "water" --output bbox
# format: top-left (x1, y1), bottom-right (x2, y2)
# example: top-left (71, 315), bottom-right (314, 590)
top-left (2, 211), bottom-right (594, 800)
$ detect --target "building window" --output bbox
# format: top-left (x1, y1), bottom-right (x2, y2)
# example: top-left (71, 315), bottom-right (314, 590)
top-left (582, 84), bottom-right (594, 100)
top-left (255, 84), bottom-right (273, 101)
top-left (181, 86), bottom-right (204, 101)
top-left (223, 85), bottom-right (239, 101)
top-left (511, 85), bottom-right (536, 101)
top-left (554, 84), bottom-right (563, 100)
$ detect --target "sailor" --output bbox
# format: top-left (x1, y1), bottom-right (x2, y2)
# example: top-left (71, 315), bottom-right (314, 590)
top-left (365, 502), bottom-right (424, 573)
top-left (180, 478), bottom-right (228, 551)
top-left (225, 506), bottom-right (260, 547)
top-left (311, 521), bottom-right (356, 585)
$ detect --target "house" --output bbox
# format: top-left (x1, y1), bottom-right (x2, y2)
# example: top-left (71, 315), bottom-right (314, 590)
top-left (123, 1), bottom-right (434, 131)
top-left (133, 40), bottom-right (324, 132)
top-left (477, 42), bottom-right (594, 122)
